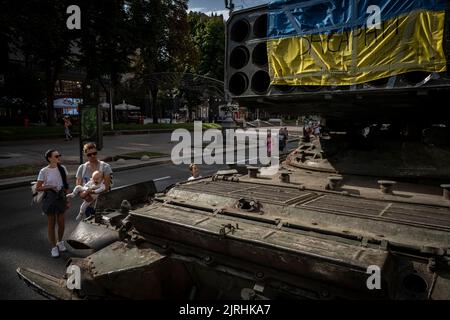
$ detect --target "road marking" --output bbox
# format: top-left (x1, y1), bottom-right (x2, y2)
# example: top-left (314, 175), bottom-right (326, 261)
top-left (154, 176), bottom-right (171, 181)
top-left (235, 157), bottom-right (259, 164)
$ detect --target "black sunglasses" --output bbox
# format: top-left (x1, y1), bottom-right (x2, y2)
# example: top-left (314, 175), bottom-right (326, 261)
top-left (54, 154), bottom-right (61, 158)
top-left (86, 152), bottom-right (97, 157)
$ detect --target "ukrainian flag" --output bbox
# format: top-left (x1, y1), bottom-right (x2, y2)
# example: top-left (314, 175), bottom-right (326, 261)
top-left (267, 0), bottom-right (447, 86)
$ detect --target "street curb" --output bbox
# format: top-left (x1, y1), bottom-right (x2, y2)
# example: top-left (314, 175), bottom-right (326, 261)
top-left (0, 158), bottom-right (173, 190)
top-left (112, 159), bottom-right (172, 173)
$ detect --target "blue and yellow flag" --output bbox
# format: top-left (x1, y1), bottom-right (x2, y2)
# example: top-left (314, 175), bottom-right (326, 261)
top-left (267, 0), bottom-right (447, 86)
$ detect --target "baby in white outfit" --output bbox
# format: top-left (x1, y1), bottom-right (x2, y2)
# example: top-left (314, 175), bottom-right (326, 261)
top-left (67, 170), bottom-right (105, 220)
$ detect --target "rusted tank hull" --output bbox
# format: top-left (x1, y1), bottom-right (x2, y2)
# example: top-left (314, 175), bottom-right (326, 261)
top-left (16, 177), bottom-right (450, 299)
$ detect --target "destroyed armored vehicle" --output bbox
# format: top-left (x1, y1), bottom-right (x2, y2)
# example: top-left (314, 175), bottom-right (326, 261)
top-left (16, 156), bottom-right (450, 300)
top-left (16, 0), bottom-right (450, 299)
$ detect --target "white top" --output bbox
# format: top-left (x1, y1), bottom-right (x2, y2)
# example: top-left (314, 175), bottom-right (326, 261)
top-left (84, 180), bottom-right (106, 194)
top-left (188, 175), bottom-right (202, 181)
top-left (76, 161), bottom-right (113, 186)
top-left (37, 166), bottom-right (68, 191)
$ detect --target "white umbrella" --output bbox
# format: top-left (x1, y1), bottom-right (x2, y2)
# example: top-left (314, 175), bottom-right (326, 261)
top-left (115, 100), bottom-right (140, 111)
top-left (99, 102), bottom-right (110, 109)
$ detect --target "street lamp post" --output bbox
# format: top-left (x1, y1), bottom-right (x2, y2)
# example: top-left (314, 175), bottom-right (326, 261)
top-left (109, 85), bottom-right (114, 131)
top-left (103, 74), bottom-right (114, 130)
top-left (107, 74), bottom-right (114, 131)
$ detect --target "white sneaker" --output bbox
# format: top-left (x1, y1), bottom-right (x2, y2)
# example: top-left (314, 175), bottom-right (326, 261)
top-left (51, 246), bottom-right (59, 258)
top-left (66, 193), bottom-right (75, 198)
top-left (57, 241), bottom-right (67, 252)
top-left (76, 212), bottom-right (83, 221)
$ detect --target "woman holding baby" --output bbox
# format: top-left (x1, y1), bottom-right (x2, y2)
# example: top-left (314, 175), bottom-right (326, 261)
top-left (74, 142), bottom-right (113, 217)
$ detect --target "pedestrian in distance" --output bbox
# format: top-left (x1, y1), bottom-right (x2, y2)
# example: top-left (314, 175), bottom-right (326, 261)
top-left (313, 122), bottom-right (321, 137)
top-left (64, 116), bottom-right (72, 141)
top-left (279, 128), bottom-right (286, 153)
top-left (35, 149), bottom-right (70, 258)
top-left (282, 127), bottom-right (289, 152)
top-left (267, 130), bottom-right (272, 157)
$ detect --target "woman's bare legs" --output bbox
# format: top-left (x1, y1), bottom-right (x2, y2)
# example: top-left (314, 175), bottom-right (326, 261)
top-left (57, 213), bottom-right (65, 242)
top-left (47, 214), bottom-right (56, 247)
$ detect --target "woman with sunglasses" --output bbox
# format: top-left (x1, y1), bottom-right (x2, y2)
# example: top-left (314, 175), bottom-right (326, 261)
top-left (75, 143), bottom-right (112, 213)
top-left (35, 150), bottom-right (69, 258)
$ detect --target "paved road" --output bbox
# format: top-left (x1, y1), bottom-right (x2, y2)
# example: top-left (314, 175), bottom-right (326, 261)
top-left (0, 162), bottom-right (225, 299)
top-left (0, 127), bottom-right (301, 168)
top-left (0, 133), bottom-right (178, 167)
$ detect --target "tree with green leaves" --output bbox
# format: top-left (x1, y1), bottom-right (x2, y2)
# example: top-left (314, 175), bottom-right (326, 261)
top-left (188, 11), bottom-right (225, 81)
top-left (76, 0), bottom-right (137, 115)
top-left (7, 0), bottom-right (76, 126)
top-left (130, 0), bottom-right (198, 123)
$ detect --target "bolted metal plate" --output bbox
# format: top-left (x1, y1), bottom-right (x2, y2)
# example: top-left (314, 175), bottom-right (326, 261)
top-left (89, 241), bottom-right (167, 278)
top-left (178, 181), bottom-right (314, 205)
top-left (298, 194), bottom-right (450, 231)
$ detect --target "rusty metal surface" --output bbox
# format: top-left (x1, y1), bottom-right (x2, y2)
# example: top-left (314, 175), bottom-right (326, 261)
top-left (133, 203), bottom-right (386, 267)
top-left (173, 179), bottom-right (450, 231)
top-left (88, 241), bottom-right (167, 278)
top-left (17, 176), bottom-right (450, 300)
top-left (298, 194), bottom-right (450, 231)
top-left (176, 180), bottom-right (315, 205)
top-left (66, 220), bottom-right (119, 256)
top-left (95, 180), bottom-right (157, 211)
top-left (164, 179), bottom-right (450, 251)
top-left (82, 242), bottom-right (193, 299)
top-left (131, 202), bottom-right (390, 292)
top-left (16, 268), bottom-right (79, 300)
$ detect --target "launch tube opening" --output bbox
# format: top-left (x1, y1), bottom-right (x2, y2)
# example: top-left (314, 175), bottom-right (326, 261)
top-left (229, 72), bottom-right (249, 95)
top-left (231, 19), bottom-right (250, 43)
top-left (253, 14), bottom-right (268, 39)
top-left (230, 46), bottom-right (250, 69)
top-left (251, 70), bottom-right (271, 94)
top-left (252, 42), bottom-right (268, 66)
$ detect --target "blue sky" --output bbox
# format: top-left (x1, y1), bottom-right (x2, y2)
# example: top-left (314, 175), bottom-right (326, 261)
top-left (188, 0), bottom-right (266, 20)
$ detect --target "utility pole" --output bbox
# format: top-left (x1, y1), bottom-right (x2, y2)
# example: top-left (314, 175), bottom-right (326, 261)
top-left (109, 75), bottom-right (114, 131)
top-left (110, 85), bottom-right (114, 131)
